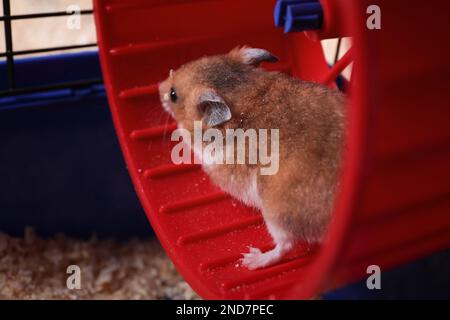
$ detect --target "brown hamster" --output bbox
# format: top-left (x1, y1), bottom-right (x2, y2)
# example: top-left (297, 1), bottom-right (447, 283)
top-left (158, 47), bottom-right (345, 270)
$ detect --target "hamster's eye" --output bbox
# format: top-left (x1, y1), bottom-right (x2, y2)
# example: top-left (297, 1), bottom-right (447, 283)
top-left (170, 87), bottom-right (178, 103)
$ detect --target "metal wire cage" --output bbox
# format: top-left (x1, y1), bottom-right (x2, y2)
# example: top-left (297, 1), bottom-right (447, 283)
top-left (0, 0), bottom-right (102, 97)
top-left (0, 0), bottom-right (150, 239)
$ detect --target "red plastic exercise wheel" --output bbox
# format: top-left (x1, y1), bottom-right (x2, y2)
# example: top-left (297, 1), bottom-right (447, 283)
top-left (93, 0), bottom-right (450, 299)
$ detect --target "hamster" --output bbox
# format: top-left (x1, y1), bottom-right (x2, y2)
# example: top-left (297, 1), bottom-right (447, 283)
top-left (158, 47), bottom-right (345, 270)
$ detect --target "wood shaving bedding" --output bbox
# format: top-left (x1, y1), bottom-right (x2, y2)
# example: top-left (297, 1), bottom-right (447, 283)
top-left (0, 228), bottom-right (199, 300)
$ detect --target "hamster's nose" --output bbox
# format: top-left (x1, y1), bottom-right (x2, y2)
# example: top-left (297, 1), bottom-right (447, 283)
top-left (158, 81), bottom-right (168, 92)
top-left (158, 82), bottom-right (165, 96)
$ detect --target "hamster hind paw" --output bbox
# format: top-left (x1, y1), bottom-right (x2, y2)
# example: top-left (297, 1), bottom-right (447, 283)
top-left (242, 246), bottom-right (284, 270)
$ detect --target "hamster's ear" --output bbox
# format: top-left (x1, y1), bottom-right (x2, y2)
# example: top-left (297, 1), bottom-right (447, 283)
top-left (229, 47), bottom-right (278, 66)
top-left (198, 90), bottom-right (232, 127)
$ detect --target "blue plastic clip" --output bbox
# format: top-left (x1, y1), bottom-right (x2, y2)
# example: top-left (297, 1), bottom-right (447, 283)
top-left (274, 0), bottom-right (323, 33)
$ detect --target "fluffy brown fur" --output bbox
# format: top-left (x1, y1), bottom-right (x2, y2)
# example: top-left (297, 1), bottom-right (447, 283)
top-left (159, 47), bottom-right (345, 269)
